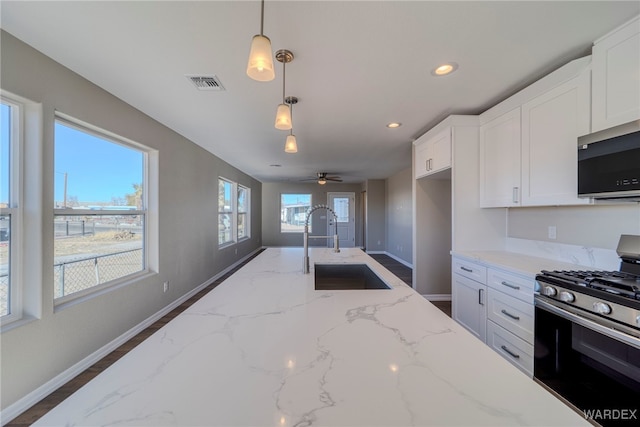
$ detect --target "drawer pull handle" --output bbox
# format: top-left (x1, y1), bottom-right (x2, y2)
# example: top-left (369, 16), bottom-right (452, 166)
top-left (501, 281), bottom-right (520, 290)
top-left (501, 309), bottom-right (520, 321)
top-left (501, 345), bottom-right (520, 359)
top-left (460, 266), bottom-right (473, 273)
top-left (478, 288), bottom-right (484, 306)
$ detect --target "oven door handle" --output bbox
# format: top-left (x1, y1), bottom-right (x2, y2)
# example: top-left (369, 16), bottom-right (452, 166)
top-left (535, 298), bottom-right (640, 350)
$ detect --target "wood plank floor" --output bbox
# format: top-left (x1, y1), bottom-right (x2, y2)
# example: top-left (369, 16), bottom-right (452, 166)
top-left (7, 249), bottom-right (450, 426)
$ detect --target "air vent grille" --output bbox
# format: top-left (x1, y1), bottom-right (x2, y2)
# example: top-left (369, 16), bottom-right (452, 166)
top-left (186, 75), bottom-right (225, 91)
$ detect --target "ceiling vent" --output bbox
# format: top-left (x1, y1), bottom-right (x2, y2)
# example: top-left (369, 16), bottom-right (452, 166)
top-left (186, 75), bottom-right (225, 91)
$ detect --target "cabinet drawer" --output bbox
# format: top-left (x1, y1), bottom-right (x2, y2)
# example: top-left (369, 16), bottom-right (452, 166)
top-left (487, 320), bottom-right (534, 377)
top-left (487, 288), bottom-right (534, 344)
top-left (487, 268), bottom-right (534, 304)
top-left (452, 258), bottom-right (487, 283)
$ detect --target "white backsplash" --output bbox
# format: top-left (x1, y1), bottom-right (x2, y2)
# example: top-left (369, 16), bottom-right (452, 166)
top-left (506, 237), bottom-right (620, 271)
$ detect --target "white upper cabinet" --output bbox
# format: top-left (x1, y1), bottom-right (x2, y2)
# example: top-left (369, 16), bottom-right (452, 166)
top-left (414, 128), bottom-right (451, 179)
top-left (521, 68), bottom-right (592, 206)
top-left (479, 57), bottom-right (592, 208)
top-left (592, 16), bottom-right (640, 132)
top-left (479, 108), bottom-right (521, 207)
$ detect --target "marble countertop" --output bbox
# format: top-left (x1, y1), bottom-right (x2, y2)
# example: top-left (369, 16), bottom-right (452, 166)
top-left (451, 250), bottom-right (594, 278)
top-left (34, 248), bottom-right (588, 426)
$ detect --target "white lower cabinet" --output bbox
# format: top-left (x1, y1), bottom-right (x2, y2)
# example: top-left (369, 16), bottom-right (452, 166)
top-left (487, 288), bottom-right (535, 344)
top-left (486, 320), bottom-right (534, 377)
top-left (452, 256), bottom-right (535, 376)
top-left (452, 274), bottom-right (487, 342)
top-left (452, 259), bottom-right (487, 342)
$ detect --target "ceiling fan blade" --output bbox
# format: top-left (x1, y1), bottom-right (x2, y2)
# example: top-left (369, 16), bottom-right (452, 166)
top-left (326, 177), bottom-right (343, 182)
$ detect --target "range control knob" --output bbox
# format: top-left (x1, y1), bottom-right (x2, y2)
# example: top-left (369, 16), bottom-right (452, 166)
top-left (559, 291), bottom-right (575, 303)
top-left (636, 315), bottom-right (640, 327)
top-left (593, 302), bottom-right (612, 315)
top-left (543, 286), bottom-right (557, 297)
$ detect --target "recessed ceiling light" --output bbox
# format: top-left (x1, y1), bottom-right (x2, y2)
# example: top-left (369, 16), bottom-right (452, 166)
top-left (386, 122), bottom-right (402, 128)
top-left (431, 62), bottom-right (458, 76)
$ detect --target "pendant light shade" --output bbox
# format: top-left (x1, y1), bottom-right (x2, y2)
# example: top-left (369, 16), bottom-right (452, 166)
top-left (247, 35), bottom-right (275, 81)
top-left (275, 103), bottom-right (292, 130)
top-left (246, 0), bottom-right (274, 81)
top-left (283, 96), bottom-right (299, 153)
top-left (275, 49), bottom-right (294, 131)
top-left (284, 134), bottom-right (298, 153)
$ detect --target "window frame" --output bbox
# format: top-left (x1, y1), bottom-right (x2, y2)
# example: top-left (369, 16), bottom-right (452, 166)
top-left (218, 177), bottom-right (235, 247)
top-left (237, 184), bottom-right (250, 241)
top-left (218, 178), bottom-right (251, 247)
top-left (280, 193), bottom-right (312, 233)
top-left (53, 114), bottom-right (150, 305)
top-left (0, 96), bottom-right (23, 324)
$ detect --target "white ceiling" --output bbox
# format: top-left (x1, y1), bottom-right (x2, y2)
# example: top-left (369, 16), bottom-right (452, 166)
top-left (1, 1), bottom-right (639, 184)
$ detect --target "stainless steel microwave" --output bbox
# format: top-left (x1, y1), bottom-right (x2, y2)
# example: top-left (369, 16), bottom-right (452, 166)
top-left (578, 121), bottom-right (640, 200)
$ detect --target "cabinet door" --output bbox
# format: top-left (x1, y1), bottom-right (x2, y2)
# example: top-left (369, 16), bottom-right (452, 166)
top-left (414, 140), bottom-right (429, 179)
top-left (452, 274), bottom-right (487, 342)
top-left (521, 70), bottom-right (592, 206)
top-left (592, 16), bottom-right (640, 132)
top-left (426, 128), bottom-right (452, 175)
top-left (479, 108), bottom-right (521, 207)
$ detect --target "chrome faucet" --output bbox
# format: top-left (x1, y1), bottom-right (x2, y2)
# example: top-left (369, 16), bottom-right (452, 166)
top-left (303, 204), bottom-right (340, 274)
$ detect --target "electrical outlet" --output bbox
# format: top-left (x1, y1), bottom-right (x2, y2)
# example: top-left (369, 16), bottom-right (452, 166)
top-left (548, 226), bottom-right (557, 240)
top-left (163, 281), bottom-right (169, 293)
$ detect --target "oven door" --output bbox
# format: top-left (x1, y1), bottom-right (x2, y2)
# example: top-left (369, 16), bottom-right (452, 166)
top-left (534, 297), bottom-right (640, 426)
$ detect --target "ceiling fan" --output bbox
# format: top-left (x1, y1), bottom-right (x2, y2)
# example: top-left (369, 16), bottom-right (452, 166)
top-left (301, 172), bottom-right (343, 185)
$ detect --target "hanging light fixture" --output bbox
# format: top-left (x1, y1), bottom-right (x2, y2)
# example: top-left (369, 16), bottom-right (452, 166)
top-left (274, 49), bottom-right (294, 130)
top-left (284, 96), bottom-right (298, 153)
top-left (246, 0), bottom-right (275, 81)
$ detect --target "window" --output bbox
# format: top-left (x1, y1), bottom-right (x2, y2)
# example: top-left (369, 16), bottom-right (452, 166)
top-left (218, 178), bottom-right (250, 246)
top-left (280, 194), bottom-right (311, 233)
top-left (218, 178), bottom-right (233, 245)
top-left (0, 98), bottom-right (20, 320)
top-left (54, 116), bottom-right (148, 301)
top-left (237, 185), bottom-right (250, 240)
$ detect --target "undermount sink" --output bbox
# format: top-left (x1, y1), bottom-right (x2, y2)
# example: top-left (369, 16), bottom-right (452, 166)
top-left (314, 263), bottom-right (391, 290)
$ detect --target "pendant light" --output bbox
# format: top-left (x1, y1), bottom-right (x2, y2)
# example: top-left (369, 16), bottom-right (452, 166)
top-left (246, 0), bottom-right (275, 81)
top-left (284, 96), bottom-right (298, 153)
top-left (274, 49), bottom-right (294, 130)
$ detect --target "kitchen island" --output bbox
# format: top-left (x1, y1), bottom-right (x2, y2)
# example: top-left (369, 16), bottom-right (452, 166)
top-left (34, 248), bottom-right (589, 426)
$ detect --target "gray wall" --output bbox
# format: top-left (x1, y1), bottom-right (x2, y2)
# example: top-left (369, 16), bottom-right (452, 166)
top-left (364, 180), bottom-right (386, 252)
top-left (385, 167), bottom-right (413, 264)
top-left (508, 204), bottom-right (640, 249)
top-left (261, 182), bottom-right (362, 247)
top-left (0, 31), bottom-right (262, 411)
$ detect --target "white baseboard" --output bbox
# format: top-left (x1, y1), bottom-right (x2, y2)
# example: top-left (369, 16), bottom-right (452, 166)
top-left (2, 248), bottom-right (263, 426)
top-left (422, 294), bottom-right (452, 301)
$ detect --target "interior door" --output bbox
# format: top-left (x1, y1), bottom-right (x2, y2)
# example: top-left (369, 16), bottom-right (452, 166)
top-left (327, 192), bottom-right (355, 248)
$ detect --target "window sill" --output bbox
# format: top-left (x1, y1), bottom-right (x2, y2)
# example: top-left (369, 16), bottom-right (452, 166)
top-left (1, 314), bottom-right (39, 334)
top-left (54, 270), bottom-right (157, 313)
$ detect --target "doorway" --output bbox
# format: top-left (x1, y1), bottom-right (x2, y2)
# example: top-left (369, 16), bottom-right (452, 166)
top-left (327, 192), bottom-right (355, 248)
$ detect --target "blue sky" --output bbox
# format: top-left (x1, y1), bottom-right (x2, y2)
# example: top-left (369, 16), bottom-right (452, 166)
top-left (281, 194), bottom-right (311, 206)
top-left (54, 122), bottom-right (143, 203)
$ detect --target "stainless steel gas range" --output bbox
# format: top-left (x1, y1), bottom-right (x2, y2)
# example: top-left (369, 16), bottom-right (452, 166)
top-left (534, 235), bottom-right (640, 427)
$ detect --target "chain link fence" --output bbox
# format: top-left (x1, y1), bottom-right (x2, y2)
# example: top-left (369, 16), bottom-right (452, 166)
top-left (0, 274), bottom-right (8, 317)
top-left (54, 248), bottom-right (143, 298)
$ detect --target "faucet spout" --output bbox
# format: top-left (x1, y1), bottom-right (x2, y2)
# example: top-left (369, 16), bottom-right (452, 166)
top-left (303, 204), bottom-right (340, 274)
